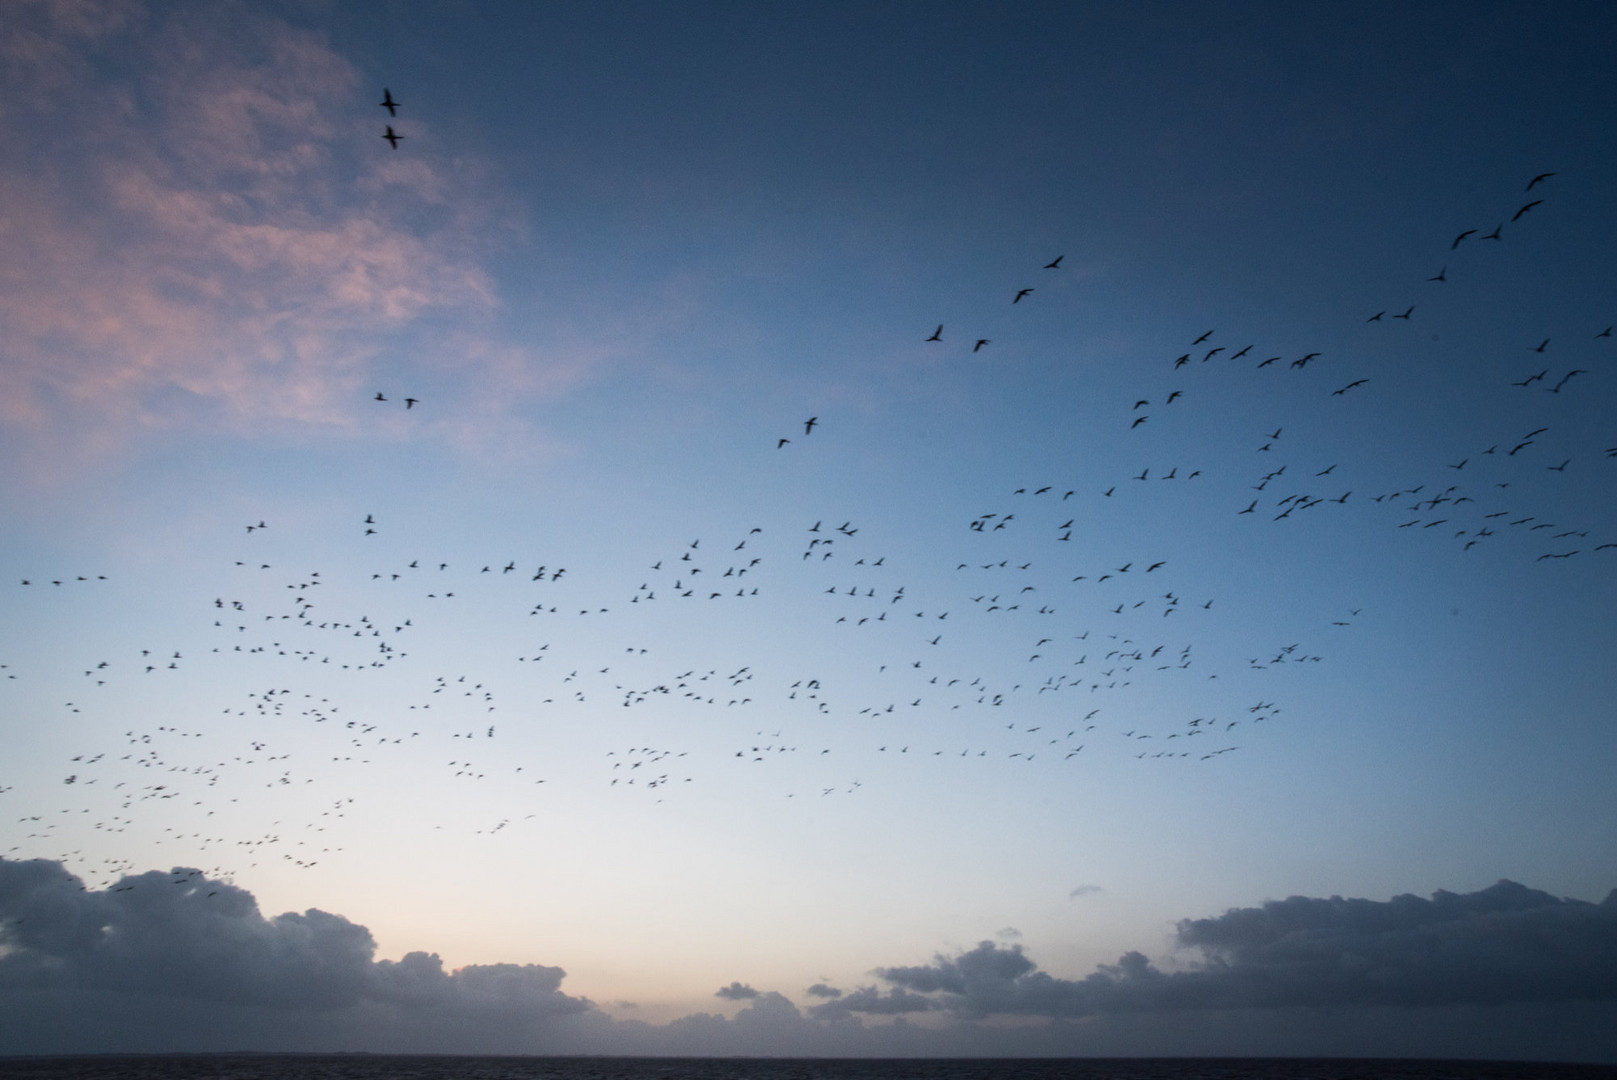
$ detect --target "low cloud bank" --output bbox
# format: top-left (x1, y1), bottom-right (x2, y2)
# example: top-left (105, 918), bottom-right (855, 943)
top-left (810, 880), bottom-right (1617, 1023)
top-left (3, 858), bottom-right (1615, 1059)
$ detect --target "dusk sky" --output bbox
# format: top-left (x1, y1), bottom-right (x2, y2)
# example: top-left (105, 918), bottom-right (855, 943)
top-left (2, 0), bottom-right (1616, 1061)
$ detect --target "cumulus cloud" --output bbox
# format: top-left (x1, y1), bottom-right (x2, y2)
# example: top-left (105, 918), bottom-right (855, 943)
top-left (0, 857), bottom-right (591, 1052)
top-left (4, 860), bottom-right (1616, 1059)
top-left (852, 880), bottom-right (1617, 1020)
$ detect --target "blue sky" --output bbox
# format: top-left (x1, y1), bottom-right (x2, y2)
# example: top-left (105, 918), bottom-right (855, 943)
top-left (1, 0), bottom-right (1616, 1060)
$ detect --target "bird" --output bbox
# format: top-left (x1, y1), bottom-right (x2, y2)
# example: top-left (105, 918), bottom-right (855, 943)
top-left (380, 89), bottom-right (400, 116)
top-left (974, 339), bottom-right (990, 352)
top-left (1452, 229), bottom-right (1476, 249)
top-left (404, 397), bottom-right (418, 409)
top-left (374, 392), bottom-right (387, 402)
top-left (382, 126), bottom-right (403, 149)
top-left (1513, 200), bottom-right (1542, 221)
top-left (1013, 288), bottom-right (1034, 304)
top-left (1393, 306), bottom-right (1413, 320)
top-left (1428, 266), bottom-right (1447, 282)
top-left (1044, 255), bottom-right (1063, 269)
top-left (804, 417), bottom-right (818, 435)
top-left (925, 325), bottom-right (943, 342)
top-left (1526, 172), bottom-right (1555, 191)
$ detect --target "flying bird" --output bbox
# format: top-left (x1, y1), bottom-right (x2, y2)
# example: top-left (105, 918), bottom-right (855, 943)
top-left (974, 339), bottom-right (990, 352)
top-left (1013, 288), bottom-right (1034, 304)
top-left (1526, 172), bottom-right (1555, 190)
top-left (925, 325), bottom-right (943, 342)
top-left (1513, 200), bottom-right (1542, 221)
top-left (1044, 255), bottom-right (1063, 269)
top-left (382, 125), bottom-right (403, 149)
top-left (1451, 229), bottom-right (1476, 249)
top-left (380, 89), bottom-right (400, 116)
top-left (804, 417), bottom-right (818, 435)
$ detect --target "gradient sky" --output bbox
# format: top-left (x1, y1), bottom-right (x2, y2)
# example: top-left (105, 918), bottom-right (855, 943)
top-left (2, 0), bottom-right (1616, 1061)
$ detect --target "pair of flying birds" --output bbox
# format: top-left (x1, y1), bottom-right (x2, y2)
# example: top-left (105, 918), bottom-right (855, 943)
top-left (381, 89), bottom-right (403, 148)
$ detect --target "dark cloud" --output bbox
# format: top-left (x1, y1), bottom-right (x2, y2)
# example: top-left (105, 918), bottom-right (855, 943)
top-left (807, 985), bottom-right (939, 1020)
top-left (853, 880), bottom-right (1617, 1020)
top-left (1170, 879), bottom-right (1617, 1009)
top-left (4, 860), bottom-right (1616, 1060)
top-left (0, 858), bottom-right (591, 1053)
top-left (1069, 884), bottom-right (1104, 899)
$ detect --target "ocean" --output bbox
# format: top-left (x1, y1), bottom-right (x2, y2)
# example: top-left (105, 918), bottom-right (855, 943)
top-left (0, 1059), bottom-right (1612, 1080)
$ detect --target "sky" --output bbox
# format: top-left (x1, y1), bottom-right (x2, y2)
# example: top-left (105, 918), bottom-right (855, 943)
top-left (2, 0), bottom-right (1616, 1061)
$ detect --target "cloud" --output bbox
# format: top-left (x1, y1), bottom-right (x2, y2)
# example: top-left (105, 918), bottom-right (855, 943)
top-left (0, 857), bottom-right (591, 1052)
top-left (852, 880), bottom-right (1617, 1020)
top-left (1068, 884), bottom-right (1103, 898)
top-left (4, 859), bottom-right (1616, 1059)
top-left (807, 984), bottom-right (939, 1021)
top-left (0, 1), bottom-right (560, 471)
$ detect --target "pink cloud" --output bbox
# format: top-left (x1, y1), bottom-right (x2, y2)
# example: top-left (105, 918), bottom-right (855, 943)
top-left (0, 3), bottom-right (564, 475)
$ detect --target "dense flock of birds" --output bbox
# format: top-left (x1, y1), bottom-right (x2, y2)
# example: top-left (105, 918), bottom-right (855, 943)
top-left (2, 93), bottom-right (1613, 896)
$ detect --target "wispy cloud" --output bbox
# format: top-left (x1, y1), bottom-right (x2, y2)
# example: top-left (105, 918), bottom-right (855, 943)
top-left (0, 2), bottom-right (559, 472)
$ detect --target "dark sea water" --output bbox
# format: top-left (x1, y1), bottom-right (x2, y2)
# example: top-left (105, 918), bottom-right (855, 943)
top-left (0, 1059), bottom-right (1614, 1080)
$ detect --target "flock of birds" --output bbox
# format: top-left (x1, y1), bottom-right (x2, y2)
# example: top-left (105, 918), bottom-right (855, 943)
top-left (1, 93), bottom-right (1612, 899)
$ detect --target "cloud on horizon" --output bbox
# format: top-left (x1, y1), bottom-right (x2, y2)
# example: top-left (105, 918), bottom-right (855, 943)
top-left (3, 857), bottom-right (1616, 1058)
top-left (843, 880), bottom-right (1617, 1021)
